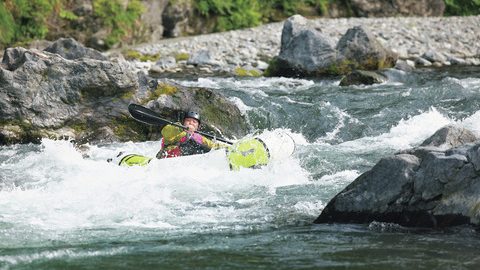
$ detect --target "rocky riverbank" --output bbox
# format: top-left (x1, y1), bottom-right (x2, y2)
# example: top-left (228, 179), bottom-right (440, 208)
top-left (124, 15), bottom-right (480, 77)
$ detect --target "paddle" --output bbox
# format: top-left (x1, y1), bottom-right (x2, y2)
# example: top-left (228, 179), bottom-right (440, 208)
top-left (128, 103), bottom-right (233, 145)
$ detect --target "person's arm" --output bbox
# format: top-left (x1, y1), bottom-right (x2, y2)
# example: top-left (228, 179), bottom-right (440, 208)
top-left (161, 124), bottom-right (188, 145)
top-left (201, 135), bottom-right (229, 149)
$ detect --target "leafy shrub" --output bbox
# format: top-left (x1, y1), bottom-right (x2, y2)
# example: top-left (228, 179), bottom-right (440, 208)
top-left (0, 0), bottom-right (144, 49)
top-left (194, 0), bottom-right (328, 31)
top-left (92, 0), bottom-right (144, 47)
top-left (0, 3), bottom-right (15, 44)
top-left (0, 0), bottom-right (60, 45)
top-left (196, 0), bottom-right (262, 31)
top-left (444, 0), bottom-right (480, 15)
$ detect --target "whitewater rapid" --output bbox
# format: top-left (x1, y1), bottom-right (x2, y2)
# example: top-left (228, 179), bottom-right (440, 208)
top-left (2, 68), bottom-right (480, 269)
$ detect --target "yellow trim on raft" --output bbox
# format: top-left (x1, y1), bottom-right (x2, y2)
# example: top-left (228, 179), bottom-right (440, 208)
top-left (117, 138), bottom-right (270, 170)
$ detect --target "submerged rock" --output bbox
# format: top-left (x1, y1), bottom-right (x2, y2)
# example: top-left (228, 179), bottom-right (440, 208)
top-left (315, 125), bottom-right (480, 228)
top-left (339, 70), bottom-right (387, 86)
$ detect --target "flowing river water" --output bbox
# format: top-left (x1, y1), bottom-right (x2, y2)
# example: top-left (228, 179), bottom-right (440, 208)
top-left (1, 67), bottom-right (480, 269)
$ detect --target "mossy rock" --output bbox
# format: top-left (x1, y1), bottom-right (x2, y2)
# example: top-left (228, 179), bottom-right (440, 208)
top-left (0, 122), bottom-right (43, 145)
top-left (145, 82), bottom-right (179, 101)
top-left (234, 67), bottom-right (262, 77)
top-left (265, 56), bottom-right (392, 77)
top-left (175, 52), bottom-right (190, 61)
top-left (123, 49), bottom-right (161, 62)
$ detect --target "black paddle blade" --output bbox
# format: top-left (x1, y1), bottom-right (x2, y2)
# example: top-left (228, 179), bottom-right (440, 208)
top-left (128, 103), bottom-right (172, 127)
top-left (128, 103), bottom-right (233, 145)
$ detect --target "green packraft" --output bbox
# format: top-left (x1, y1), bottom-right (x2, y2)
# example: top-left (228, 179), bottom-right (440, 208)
top-left (117, 137), bottom-right (270, 170)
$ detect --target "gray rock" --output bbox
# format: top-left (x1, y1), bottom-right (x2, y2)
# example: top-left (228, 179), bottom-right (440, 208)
top-left (421, 50), bottom-right (446, 63)
top-left (394, 60), bottom-right (415, 72)
top-left (339, 70), bottom-right (387, 86)
top-left (467, 144), bottom-right (480, 172)
top-left (336, 26), bottom-right (398, 71)
top-left (447, 55), bottom-right (467, 65)
top-left (280, 15), bottom-right (312, 52)
top-left (315, 125), bottom-right (480, 228)
top-left (420, 125), bottom-right (478, 150)
top-left (278, 29), bottom-right (337, 72)
top-left (0, 47), bottom-right (137, 144)
top-left (44, 38), bottom-right (108, 61)
top-left (0, 47), bottom-right (249, 145)
top-left (146, 80), bottom-right (248, 139)
top-left (414, 57), bottom-right (432, 66)
top-left (315, 154), bottom-right (420, 220)
top-left (155, 56), bottom-right (177, 70)
top-left (187, 49), bottom-right (215, 66)
top-left (255, 60), bottom-right (269, 70)
top-left (267, 15), bottom-right (338, 77)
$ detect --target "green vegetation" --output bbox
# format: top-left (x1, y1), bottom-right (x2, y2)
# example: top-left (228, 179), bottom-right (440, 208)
top-left (234, 67), bottom-right (262, 77)
top-left (0, 0), bottom-right (144, 49)
top-left (123, 49), bottom-right (161, 62)
top-left (194, 0), bottom-right (328, 31)
top-left (175, 52), bottom-right (190, 61)
top-left (147, 83), bottom-right (179, 101)
top-left (92, 0), bottom-right (144, 47)
top-left (195, 0), bottom-right (262, 31)
top-left (444, 0), bottom-right (480, 16)
top-left (0, 0), bottom-right (60, 45)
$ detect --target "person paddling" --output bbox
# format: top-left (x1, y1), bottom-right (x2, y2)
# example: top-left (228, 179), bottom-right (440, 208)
top-left (156, 110), bottom-right (225, 159)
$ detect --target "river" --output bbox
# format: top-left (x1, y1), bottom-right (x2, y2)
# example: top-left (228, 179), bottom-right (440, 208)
top-left (1, 66), bottom-right (480, 269)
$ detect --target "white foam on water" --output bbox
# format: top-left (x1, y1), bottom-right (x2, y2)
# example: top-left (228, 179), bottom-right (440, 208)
top-left (315, 102), bottom-right (359, 143)
top-left (172, 76), bottom-right (317, 94)
top-left (461, 110), bottom-right (480, 136)
top-left (0, 247), bottom-right (127, 267)
top-left (445, 77), bottom-right (480, 90)
top-left (316, 170), bottom-right (360, 187)
top-left (293, 200), bottom-right (326, 216)
top-left (335, 107), bottom-right (452, 152)
top-left (228, 96), bottom-right (252, 114)
top-left (0, 131), bottom-right (309, 237)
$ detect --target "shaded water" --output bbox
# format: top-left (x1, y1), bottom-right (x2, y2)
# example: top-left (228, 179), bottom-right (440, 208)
top-left (1, 66), bottom-right (480, 269)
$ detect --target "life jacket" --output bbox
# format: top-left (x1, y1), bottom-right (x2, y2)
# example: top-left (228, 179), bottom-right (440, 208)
top-left (158, 133), bottom-right (211, 159)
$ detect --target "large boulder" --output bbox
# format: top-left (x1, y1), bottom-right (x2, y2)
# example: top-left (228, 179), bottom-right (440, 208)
top-left (266, 15), bottom-right (338, 77)
top-left (266, 15), bottom-right (397, 77)
top-left (336, 26), bottom-right (397, 71)
top-left (43, 37), bottom-right (108, 61)
top-left (0, 43), bottom-right (248, 145)
top-left (145, 81), bottom-right (248, 140)
top-left (315, 126), bottom-right (480, 228)
top-left (0, 46), bottom-right (140, 144)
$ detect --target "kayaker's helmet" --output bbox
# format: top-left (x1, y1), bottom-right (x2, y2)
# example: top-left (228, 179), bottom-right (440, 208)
top-left (184, 110), bottom-right (201, 124)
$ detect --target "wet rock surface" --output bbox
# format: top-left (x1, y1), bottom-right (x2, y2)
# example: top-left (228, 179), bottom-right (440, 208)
top-left (315, 125), bottom-right (480, 228)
